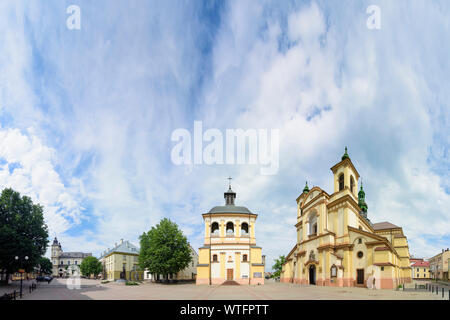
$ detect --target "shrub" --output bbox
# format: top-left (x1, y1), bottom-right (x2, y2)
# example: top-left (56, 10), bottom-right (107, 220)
top-left (125, 281), bottom-right (139, 285)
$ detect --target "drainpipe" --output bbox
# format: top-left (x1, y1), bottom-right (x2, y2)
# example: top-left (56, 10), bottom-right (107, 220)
top-left (249, 211), bottom-right (251, 285)
top-left (209, 213), bottom-right (211, 285)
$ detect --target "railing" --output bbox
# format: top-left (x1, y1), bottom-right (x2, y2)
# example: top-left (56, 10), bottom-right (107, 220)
top-left (406, 282), bottom-right (450, 300)
top-left (0, 282), bottom-right (37, 300)
top-left (0, 290), bottom-right (18, 300)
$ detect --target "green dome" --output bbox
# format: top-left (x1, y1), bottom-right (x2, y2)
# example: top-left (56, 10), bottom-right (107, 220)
top-left (341, 146), bottom-right (350, 161)
top-left (303, 181), bottom-right (309, 194)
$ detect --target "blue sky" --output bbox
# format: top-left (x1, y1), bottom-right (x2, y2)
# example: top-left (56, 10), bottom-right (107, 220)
top-left (0, 0), bottom-right (449, 269)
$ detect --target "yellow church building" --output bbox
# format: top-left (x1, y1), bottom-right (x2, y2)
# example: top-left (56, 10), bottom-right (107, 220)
top-left (281, 148), bottom-right (412, 289)
top-left (196, 180), bottom-right (265, 285)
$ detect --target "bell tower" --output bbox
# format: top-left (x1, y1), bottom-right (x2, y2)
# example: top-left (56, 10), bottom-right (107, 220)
top-left (51, 237), bottom-right (62, 259)
top-left (330, 147), bottom-right (360, 198)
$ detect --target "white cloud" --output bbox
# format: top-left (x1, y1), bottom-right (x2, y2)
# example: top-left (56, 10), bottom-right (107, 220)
top-left (0, 127), bottom-right (83, 235)
top-left (287, 2), bottom-right (326, 43)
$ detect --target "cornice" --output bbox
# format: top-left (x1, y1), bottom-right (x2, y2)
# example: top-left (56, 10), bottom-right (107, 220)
top-left (330, 158), bottom-right (360, 179)
top-left (202, 212), bottom-right (258, 219)
top-left (348, 226), bottom-right (384, 242)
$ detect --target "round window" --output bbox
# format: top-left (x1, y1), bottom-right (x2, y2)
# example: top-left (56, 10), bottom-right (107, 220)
top-left (357, 251), bottom-right (364, 259)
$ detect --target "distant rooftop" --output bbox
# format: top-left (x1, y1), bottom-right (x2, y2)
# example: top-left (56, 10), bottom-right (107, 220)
top-left (100, 239), bottom-right (140, 259)
top-left (59, 252), bottom-right (92, 258)
top-left (372, 221), bottom-right (400, 230)
top-left (411, 260), bottom-right (430, 267)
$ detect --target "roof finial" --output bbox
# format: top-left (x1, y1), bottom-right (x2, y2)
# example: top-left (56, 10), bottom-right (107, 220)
top-left (227, 176), bottom-right (232, 189)
top-left (342, 146), bottom-right (350, 161)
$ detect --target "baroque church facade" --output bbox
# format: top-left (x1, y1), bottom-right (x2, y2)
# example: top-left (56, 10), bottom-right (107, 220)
top-left (196, 181), bottom-right (265, 285)
top-left (281, 148), bottom-right (412, 289)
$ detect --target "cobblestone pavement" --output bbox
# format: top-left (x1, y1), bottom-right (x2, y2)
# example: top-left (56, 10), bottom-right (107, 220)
top-left (16, 278), bottom-right (446, 300)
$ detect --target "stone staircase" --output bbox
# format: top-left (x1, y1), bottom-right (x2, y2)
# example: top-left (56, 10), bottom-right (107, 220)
top-left (221, 280), bottom-right (240, 285)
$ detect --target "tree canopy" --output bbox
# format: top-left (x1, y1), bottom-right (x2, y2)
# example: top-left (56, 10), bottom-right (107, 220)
top-left (271, 255), bottom-right (286, 278)
top-left (0, 188), bottom-right (49, 283)
top-left (139, 218), bottom-right (192, 280)
top-left (79, 256), bottom-right (102, 278)
top-left (38, 257), bottom-right (53, 275)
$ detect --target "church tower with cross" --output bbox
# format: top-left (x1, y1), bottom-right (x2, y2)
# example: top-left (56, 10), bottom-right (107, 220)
top-left (196, 178), bottom-right (265, 285)
top-left (280, 148), bottom-right (412, 289)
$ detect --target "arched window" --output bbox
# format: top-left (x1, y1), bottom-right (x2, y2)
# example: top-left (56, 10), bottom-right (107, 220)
top-left (241, 222), bottom-right (249, 235)
top-left (309, 212), bottom-right (318, 236)
top-left (350, 176), bottom-right (355, 193)
top-left (226, 222), bottom-right (234, 235)
top-left (243, 254), bottom-right (248, 262)
top-left (211, 222), bottom-right (219, 235)
top-left (212, 254), bottom-right (218, 262)
top-left (330, 265), bottom-right (337, 277)
top-left (339, 174), bottom-right (344, 191)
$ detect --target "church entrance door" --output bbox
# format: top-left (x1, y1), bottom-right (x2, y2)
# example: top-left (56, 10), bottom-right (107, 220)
top-left (357, 269), bottom-right (365, 286)
top-left (309, 265), bottom-right (316, 285)
top-left (227, 269), bottom-right (233, 280)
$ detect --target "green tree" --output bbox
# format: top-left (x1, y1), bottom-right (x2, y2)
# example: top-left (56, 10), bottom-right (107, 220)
top-left (38, 257), bottom-right (53, 275)
top-left (139, 218), bottom-right (192, 282)
top-left (271, 255), bottom-right (286, 279)
top-left (79, 256), bottom-right (102, 278)
top-left (0, 188), bottom-right (49, 284)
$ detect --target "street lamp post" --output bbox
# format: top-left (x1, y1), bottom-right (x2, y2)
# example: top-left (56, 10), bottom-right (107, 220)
top-left (15, 255), bottom-right (29, 298)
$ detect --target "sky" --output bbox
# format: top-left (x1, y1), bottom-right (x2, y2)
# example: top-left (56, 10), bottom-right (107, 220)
top-left (0, 0), bottom-right (449, 270)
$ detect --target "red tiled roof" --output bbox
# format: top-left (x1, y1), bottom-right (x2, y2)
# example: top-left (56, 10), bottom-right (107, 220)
top-left (411, 260), bottom-right (429, 267)
top-left (372, 221), bottom-right (400, 230)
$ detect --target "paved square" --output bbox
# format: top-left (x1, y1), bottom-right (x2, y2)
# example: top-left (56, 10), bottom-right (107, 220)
top-left (8, 279), bottom-right (445, 300)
